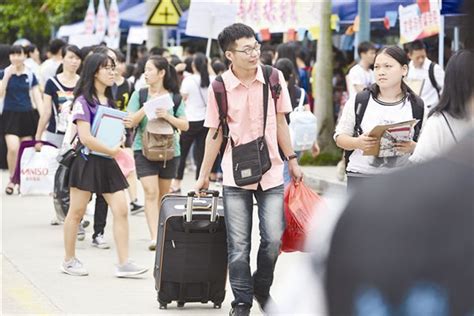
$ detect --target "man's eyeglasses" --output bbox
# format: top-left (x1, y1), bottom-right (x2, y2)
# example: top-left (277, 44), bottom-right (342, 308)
top-left (233, 43), bottom-right (261, 56)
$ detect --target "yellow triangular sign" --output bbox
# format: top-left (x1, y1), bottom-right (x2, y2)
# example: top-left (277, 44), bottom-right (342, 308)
top-left (146, 0), bottom-right (181, 27)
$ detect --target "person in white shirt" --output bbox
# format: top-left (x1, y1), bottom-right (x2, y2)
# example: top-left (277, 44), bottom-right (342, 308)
top-left (39, 39), bottom-right (66, 89)
top-left (346, 41), bottom-right (376, 99)
top-left (406, 40), bottom-right (445, 111)
top-left (335, 46), bottom-right (424, 192)
top-left (410, 49), bottom-right (473, 164)
top-left (24, 44), bottom-right (41, 80)
top-left (170, 53), bottom-right (215, 193)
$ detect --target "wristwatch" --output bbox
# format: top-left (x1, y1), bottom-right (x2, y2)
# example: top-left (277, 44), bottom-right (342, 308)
top-left (286, 154), bottom-right (298, 161)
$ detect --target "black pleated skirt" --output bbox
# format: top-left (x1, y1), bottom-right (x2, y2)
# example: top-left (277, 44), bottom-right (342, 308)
top-left (2, 110), bottom-right (39, 137)
top-left (69, 154), bottom-right (129, 195)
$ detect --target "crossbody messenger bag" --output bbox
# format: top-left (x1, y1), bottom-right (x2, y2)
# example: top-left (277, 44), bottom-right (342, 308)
top-left (231, 71), bottom-right (273, 186)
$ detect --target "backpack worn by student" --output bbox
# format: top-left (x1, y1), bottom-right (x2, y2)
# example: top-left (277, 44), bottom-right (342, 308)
top-left (343, 84), bottom-right (424, 167)
top-left (138, 88), bottom-right (181, 163)
top-left (211, 65), bottom-right (282, 157)
top-left (428, 61), bottom-right (441, 98)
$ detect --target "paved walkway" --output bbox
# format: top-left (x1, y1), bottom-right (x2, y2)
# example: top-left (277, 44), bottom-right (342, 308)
top-left (1, 166), bottom-right (342, 315)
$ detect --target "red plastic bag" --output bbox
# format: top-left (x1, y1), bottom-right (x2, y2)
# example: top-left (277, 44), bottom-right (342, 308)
top-left (281, 181), bottom-right (322, 252)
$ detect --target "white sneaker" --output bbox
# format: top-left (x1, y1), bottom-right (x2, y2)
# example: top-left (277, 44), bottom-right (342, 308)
top-left (115, 260), bottom-right (148, 278)
top-left (92, 234), bottom-right (110, 249)
top-left (61, 257), bottom-right (88, 276)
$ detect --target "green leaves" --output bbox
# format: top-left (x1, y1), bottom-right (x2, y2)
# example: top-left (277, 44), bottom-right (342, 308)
top-left (0, 0), bottom-right (87, 48)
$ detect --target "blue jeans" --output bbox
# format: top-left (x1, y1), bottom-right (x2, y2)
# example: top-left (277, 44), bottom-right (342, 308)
top-left (223, 184), bottom-right (285, 307)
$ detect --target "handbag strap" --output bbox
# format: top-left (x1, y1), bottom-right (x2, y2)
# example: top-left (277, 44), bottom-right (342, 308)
top-left (50, 77), bottom-right (65, 119)
top-left (440, 112), bottom-right (458, 143)
top-left (297, 88), bottom-right (305, 109)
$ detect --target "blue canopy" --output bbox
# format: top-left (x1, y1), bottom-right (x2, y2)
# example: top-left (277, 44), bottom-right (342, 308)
top-left (117, 0), bottom-right (464, 33)
top-left (333, 0), bottom-right (464, 23)
top-left (119, 1), bottom-right (146, 29)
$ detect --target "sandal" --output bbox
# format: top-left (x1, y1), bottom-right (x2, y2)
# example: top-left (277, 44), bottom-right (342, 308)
top-left (5, 183), bottom-right (15, 195)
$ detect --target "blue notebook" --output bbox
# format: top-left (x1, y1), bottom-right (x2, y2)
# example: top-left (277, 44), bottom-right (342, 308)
top-left (86, 106), bottom-right (127, 158)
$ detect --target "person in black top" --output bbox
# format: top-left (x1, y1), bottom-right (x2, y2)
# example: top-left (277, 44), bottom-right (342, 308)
top-left (35, 45), bottom-right (82, 148)
top-left (1, 45), bottom-right (44, 195)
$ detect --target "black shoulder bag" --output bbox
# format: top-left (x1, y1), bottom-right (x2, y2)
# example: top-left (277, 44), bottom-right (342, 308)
top-left (231, 73), bottom-right (272, 186)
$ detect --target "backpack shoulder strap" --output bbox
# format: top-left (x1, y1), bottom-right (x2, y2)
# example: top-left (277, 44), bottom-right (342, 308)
top-left (172, 93), bottom-right (182, 117)
top-left (353, 88), bottom-right (372, 136)
top-left (49, 76), bottom-right (65, 93)
top-left (211, 75), bottom-right (228, 136)
top-left (262, 65), bottom-right (281, 108)
top-left (138, 88), bottom-right (148, 109)
top-left (211, 75), bottom-right (230, 156)
top-left (409, 94), bottom-right (425, 141)
top-left (343, 87), bottom-right (372, 170)
top-left (428, 62), bottom-right (441, 97)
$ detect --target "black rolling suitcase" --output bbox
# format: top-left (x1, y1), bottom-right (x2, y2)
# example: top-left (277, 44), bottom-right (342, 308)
top-left (154, 190), bottom-right (227, 310)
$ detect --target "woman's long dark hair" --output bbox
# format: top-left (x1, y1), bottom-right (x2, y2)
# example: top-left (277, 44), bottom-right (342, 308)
top-left (275, 58), bottom-right (298, 108)
top-left (372, 46), bottom-right (418, 103)
top-left (276, 42), bottom-right (300, 85)
top-left (73, 53), bottom-right (115, 107)
top-left (148, 55), bottom-right (180, 94)
top-left (193, 52), bottom-right (210, 88)
top-left (430, 49), bottom-right (473, 119)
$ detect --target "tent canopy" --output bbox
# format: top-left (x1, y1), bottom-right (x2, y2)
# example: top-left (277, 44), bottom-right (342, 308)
top-left (333, 0), bottom-right (464, 23)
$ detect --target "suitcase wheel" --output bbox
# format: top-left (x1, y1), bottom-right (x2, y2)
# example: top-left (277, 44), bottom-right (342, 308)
top-left (213, 303), bottom-right (222, 309)
top-left (177, 301), bottom-right (185, 308)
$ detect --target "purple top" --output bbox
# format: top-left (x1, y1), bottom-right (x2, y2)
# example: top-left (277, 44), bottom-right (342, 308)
top-left (71, 95), bottom-right (110, 125)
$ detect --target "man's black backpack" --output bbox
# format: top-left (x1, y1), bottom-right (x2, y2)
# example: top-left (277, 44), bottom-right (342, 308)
top-left (211, 65), bottom-right (282, 157)
top-left (343, 84), bottom-right (424, 167)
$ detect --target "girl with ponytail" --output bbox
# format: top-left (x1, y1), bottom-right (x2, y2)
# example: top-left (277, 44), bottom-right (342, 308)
top-left (334, 46), bottom-right (425, 191)
top-left (170, 52), bottom-right (215, 193)
top-left (124, 56), bottom-right (188, 251)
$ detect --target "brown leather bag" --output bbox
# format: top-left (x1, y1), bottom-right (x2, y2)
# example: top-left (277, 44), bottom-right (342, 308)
top-left (142, 119), bottom-right (174, 162)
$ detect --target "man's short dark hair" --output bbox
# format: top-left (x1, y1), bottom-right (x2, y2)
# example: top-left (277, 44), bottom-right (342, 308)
top-left (217, 23), bottom-right (256, 52)
top-left (357, 41), bottom-right (376, 56)
top-left (49, 39), bottom-right (66, 55)
top-left (408, 40), bottom-right (426, 53)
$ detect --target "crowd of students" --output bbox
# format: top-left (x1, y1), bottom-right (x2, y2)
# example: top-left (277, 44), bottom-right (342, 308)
top-left (1, 26), bottom-right (472, 314)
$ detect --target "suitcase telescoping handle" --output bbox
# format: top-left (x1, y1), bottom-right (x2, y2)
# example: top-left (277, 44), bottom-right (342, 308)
top-left (185, 190), bottom-right (219, 223)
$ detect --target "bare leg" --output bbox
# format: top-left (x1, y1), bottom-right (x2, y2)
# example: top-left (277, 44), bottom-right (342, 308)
top-left (126, 171), bottom-right (138, 202)
top-left (64, 188), bottom-right (91, 261)
top-left (140, 175), bottom-right (160, 240)
top-left (103, 190), bottom-right (129, 265)
top-left (4, 134), bottom-right (21, 178)
top-left (158, 179), bottom-right (172, 205)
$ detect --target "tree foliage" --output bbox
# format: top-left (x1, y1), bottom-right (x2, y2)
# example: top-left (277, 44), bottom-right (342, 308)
top-left (0, 0), bottom-right (190, 50)
top-left (0, 0), bottom-right (87, 49)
